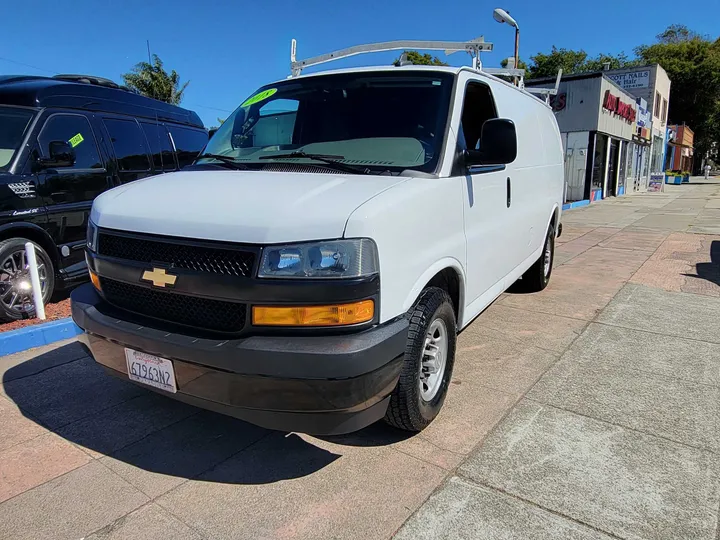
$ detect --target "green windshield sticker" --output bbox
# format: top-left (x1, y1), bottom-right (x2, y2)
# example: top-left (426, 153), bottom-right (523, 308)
top-left (68, 133), bottom-right (84, 148)
top-left (241, 88), bottom-right (277, 107)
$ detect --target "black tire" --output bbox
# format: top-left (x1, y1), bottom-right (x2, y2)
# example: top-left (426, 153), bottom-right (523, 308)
top-left (385, 287), bottom-right (457, 432)
top-left (517, 223), bottom-right (555, 293)
top-left (0, 238), bottom-right (55, 322)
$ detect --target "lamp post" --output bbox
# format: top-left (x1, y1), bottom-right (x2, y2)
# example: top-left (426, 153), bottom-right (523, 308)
top-left (493, 8), bottom-right (520, 77)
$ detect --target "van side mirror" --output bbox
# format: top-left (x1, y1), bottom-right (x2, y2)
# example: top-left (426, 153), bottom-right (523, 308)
top-left (465, 119), bottom-right (517, 167)
top-left (38, 141), bottom-right (76, 169)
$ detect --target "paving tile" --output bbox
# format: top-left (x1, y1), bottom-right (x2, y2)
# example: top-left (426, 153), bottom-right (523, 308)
top-left (157, 432), bottom-right (445, 540)
top-left (562, 323), bottom-right (720, 388)
top-left (320, 422), bottom-right (464, 471)
top-left (101, 410), bottom-right (268, 498)
top-left (460, 401), bottom-right (720, 540)
top-left (455, 325), bottom-right (559, 395)
top-left (395, 477), bottom-right (615, 540)
top-left (0, 432), bottom-right (92, 503)
top-left (1, 356), bottom-right (144, 429)
top-left (0, 339), bottom-right (86, 384)
top-left (597, 229), bottom-right (667, 252)
top-left (473, 304), bottom-right (587, 353)
top-left (528, 333), bottom-right (720, 451)
top-left (85, 503), bottom-right (202, 540)
top-left (57, 392), bottom-right (198, 459)
top-left (597, 283), bottom-right (720, 344)
top-left (0, 461), bottom-right (148, 540)
top-left (0, 394), bottom-right (46, 452)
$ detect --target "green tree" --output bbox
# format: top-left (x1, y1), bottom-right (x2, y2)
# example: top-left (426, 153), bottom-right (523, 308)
top-left (636, 25), bottom-right (720, 171)
top-left (526, 47), bottom-right (588, 79)
top-left (122, 54), bottom-right (189, 105)
top-left (525, 47), bottom-right (637, 79)
top-left (393, 50), bottom-right (448, 66)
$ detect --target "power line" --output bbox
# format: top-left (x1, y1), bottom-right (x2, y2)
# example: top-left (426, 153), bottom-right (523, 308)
top-left (186, 102), bottom-right (233, 113)
top-left (0, 56), bottom-right (55, 75)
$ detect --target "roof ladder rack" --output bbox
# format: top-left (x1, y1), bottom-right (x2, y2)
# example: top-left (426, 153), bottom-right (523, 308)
top-left (525, 69), bottom-right (563, 103)
top-left (289, 38), bottom-right (494, 77)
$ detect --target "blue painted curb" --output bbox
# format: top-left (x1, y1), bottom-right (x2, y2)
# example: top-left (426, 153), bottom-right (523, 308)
top-left (562, 199), bottom-right (591, 211)
top-left (0, 318), bottom-right (83, 357)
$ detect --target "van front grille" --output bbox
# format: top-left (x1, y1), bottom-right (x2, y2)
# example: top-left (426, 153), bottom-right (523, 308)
top-left (98, 232), bottom-right (256, 277)
top-left (100, 278), bottom-right (247, 333)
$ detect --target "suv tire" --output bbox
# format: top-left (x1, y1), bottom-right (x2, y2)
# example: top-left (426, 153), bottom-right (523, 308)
top-left (0, 238), bottom-right (55, 321)
top-left (385, 287), bottom-right (457, 432)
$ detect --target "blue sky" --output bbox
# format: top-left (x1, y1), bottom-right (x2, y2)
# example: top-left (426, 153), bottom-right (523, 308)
top-left (2, 0), bottom-right (718, 127)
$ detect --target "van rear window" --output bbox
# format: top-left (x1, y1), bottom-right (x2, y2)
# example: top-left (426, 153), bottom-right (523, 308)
top-left (168, 127), bottom-right (207, 169)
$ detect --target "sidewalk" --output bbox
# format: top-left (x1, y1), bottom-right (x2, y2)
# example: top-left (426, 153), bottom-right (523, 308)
top-left (396, 177), bottom-right (720, 539)
top-left (0, 178), bottom-right (719, 539)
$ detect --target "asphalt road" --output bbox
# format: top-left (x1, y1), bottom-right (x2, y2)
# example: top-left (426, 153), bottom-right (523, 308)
top-left (1, 177), bottom-right (719, 540)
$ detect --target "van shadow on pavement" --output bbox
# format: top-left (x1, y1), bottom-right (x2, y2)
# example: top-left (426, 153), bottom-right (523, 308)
top-left (1, 342), bottom-right (410, 485)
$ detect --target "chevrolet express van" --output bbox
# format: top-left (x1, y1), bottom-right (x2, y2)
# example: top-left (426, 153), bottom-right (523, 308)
top-left (71, 51), bottom-right (563, 434)
top-left (0, 74), bottom-right (206, 320)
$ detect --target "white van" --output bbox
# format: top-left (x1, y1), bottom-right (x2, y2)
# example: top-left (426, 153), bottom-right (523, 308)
top-left (71, 40), bottom-right (563, 435)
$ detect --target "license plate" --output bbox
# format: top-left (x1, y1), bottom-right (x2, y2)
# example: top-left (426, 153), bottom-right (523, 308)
top-left (124, 348), bottom-right (177, 393)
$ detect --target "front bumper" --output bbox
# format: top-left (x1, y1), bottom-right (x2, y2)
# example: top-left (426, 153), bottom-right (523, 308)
top-left (71, 284), bottom-right (408, 435)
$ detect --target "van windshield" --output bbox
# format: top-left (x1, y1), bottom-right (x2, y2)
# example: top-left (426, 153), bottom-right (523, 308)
top-left (199, 71), bottom-right (454, 174)
top-left (0, 107), bottom-right (35, 171)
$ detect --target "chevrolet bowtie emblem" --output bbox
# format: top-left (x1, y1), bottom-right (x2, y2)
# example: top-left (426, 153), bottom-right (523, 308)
top-left (141, 268), bottom-right (177, 288)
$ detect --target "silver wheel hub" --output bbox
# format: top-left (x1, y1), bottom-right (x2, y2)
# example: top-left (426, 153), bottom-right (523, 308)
top-left (543, 238), bottom-right (552, 277)
top-left (0, 249), bottom-right (47, 314)
top-left (419, 318), bottom-right (448, 401)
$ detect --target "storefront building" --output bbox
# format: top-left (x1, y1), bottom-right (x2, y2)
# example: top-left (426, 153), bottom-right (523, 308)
top-left (526, 73), bottom-right (637, 204)
top-left (605, 65), bottom-right (671, 189)
top-left (665, 124), bottom-right (695, 172)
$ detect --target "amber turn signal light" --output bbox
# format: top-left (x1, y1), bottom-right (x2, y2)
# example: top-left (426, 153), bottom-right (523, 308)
top-left (89, 270), bottom-right (101, 292)
top-left (252, 300), bottom-right (374, 327)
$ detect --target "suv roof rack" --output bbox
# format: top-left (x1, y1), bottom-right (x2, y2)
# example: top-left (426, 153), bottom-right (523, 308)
top-left (289, 38), bottom-right (494, 77)
top-left (52, 74), bottom-right (130, 91)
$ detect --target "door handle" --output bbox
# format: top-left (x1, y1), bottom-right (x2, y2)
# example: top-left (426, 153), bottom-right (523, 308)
top-left (506, 177), bottom-right (511, 208)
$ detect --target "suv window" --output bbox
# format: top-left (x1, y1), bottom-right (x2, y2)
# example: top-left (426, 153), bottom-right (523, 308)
top-left (103, 118), bottom-right (151, 171)
top-left (0, 107), bottom-right (35, 171)
top-left (141, 123), bottom-right (177, 171)
top-left (38, 114), bottom-right (102, 169)
top-left (168, 127), bottom-right (207, 168)
top-left (459, 82), bottom-right (498, 152)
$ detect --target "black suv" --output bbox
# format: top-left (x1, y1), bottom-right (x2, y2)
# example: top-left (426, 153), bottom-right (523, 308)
top-left (0, 74), bottom-right (207, 320)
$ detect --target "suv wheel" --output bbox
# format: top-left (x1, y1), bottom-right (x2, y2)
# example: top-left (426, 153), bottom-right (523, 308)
top-left (385, 287), bottom-right (457, 432)
top-left (0, 238), bottom-right (55, 321)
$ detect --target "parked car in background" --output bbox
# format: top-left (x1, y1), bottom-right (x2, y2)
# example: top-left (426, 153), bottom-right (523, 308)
top-left (0, 74), bottom-right (207, 320)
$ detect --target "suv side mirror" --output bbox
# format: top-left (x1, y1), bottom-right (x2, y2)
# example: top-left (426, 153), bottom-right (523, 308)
top-left (465, 119), bottom-right (517, 167)
top-left (39, 141), bottom-right (76, 169)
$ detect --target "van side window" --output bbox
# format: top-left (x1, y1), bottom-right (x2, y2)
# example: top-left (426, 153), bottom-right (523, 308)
top-left (167, 127), bottom-right (208, 169)
top-left (103, 118), bottom-right (151, 172)
top-left (459, 82), bottom-right (498, 152)
top-left (38, 114), bottom-right (102, 169)
top-left (141, 123), bottom-right (177, 171)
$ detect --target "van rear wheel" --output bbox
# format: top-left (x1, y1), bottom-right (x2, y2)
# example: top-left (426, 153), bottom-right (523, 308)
top-left (517, 223), bottom-right (555, 293)
top-left (385, 287), bottom-right (456, 432)
top-left (0, 238), bottom-right (55, 322)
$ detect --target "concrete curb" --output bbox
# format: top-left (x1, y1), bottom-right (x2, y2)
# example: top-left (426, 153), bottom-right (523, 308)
top-left (562, 200), bottom-right (591, 211)
top-left (0, 318), bottom-right (83, 357)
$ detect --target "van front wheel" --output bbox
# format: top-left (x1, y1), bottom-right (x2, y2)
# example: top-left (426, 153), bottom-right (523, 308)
top-left (385, 287), bottom-right (457, 432)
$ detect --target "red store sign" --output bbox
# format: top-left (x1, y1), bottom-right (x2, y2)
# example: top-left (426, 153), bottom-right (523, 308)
top-left (603, 90), bottom-right (636, 123)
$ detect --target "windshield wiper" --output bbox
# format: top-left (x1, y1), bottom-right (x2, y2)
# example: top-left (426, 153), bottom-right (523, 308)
top-left (196, 153), bottom-right (249, 170)
top-left (258, 151), bottom-right (372, 175)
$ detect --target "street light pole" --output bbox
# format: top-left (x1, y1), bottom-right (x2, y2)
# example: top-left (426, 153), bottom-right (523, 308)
top-left (493, 8), bottom-right (520, 84)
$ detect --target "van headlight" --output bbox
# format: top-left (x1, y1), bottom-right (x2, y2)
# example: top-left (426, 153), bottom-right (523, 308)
top-left (258, 239), bottom-right (378, 279)
top-left (86, 219), bottom-right (99, 252)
